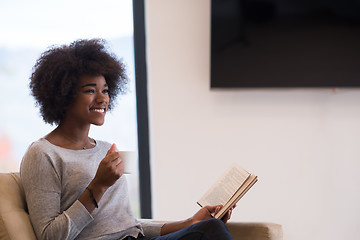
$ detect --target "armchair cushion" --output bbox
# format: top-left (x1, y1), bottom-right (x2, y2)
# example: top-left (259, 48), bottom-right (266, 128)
top-left (0, 172), bottom-right (36, 240)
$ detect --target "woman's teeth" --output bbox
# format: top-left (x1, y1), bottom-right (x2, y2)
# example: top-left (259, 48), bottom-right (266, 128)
top-left (92, 109), bottom-right (104, 113)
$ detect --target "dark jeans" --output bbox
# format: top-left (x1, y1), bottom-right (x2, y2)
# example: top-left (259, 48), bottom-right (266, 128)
top-left (125, 218), bottom-right (234, 240)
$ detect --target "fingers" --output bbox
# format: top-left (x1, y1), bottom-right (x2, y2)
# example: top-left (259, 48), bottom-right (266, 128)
top-left (205, 205), bottom-right (233, 223)
top-left (214, 205), bottom-right (222, 215)
top-left (106, 143), bottom-right (117, 156)
top-left (107, 153), bottom-right (124, 174)
top-left (203, 205), bottom-right (223, 218)
top-left (205, 205), bottom-right (222, 213)
top-left (109, 152), bottom-right (122, 164)
top-left (227, 208), bottom-right (233, 219)
top-left (93, 144), bottom-right (125, 188)
top-left (204, 205), bottom-right (217, 214)
top-left (221, 207), bottom-right (233, 223)
top-left (104, 144), bottom-right (125, 173)
top-left (104, 144), bottom-right (121, 164)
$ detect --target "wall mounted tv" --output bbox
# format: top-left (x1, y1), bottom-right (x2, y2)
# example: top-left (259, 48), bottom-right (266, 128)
top-left (210, 0), bottom-right (360, 88)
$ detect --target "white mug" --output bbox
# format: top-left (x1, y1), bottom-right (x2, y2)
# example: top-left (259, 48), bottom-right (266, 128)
top-left (118, 151), bottom-right (138, 174)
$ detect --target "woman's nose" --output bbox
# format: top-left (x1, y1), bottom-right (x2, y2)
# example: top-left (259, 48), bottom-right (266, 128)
top-left (96, 92), bottom-right (109, 104)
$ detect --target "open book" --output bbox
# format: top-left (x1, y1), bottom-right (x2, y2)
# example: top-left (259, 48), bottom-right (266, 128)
top-left (197, 162), bottom-right (257, 219)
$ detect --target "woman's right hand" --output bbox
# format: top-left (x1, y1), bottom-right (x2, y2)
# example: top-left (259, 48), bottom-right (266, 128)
top-left (79, 143), bottom-right (123, 212)
top-left (91, 143), bottom-right (124, 190)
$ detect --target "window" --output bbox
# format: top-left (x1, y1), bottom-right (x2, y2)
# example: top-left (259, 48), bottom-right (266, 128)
top-left (0, 0), bottom-right (141, 217)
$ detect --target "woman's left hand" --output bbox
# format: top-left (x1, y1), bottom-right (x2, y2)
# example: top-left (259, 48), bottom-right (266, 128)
top-left (191, 205), bottom-right (235, 224)
top-left (160, 205), bottom-right (236, 236)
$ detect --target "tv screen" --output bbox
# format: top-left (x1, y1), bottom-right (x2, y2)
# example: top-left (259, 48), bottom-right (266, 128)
top-left (210, 0), bottom-right (360, 88)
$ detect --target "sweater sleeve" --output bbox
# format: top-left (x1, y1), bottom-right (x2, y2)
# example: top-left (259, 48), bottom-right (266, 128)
top-left (20, 144), bottom-right (93, 240)
top-left (137, 220), bottom-right (164, 237)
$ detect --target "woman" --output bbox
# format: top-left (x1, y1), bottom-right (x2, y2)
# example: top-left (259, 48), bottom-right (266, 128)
top-left (20, 39), bottom-right (234, 240)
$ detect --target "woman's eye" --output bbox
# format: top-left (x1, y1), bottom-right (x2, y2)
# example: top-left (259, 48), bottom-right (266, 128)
top-left (84, 89), bottom-right (95, 94)
top-left (103, 89), bottom-right (109, 94)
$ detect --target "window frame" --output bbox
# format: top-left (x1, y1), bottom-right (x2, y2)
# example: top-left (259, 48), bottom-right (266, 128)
top-left (133, 0), bottom-right (152, 219)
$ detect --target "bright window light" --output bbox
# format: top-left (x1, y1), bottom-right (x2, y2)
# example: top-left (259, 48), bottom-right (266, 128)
top-left (0, 0), bottom-right (140, 216)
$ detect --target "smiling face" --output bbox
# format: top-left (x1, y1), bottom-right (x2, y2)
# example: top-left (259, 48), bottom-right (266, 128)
top-left (64, 75), bottom-right (110, 127)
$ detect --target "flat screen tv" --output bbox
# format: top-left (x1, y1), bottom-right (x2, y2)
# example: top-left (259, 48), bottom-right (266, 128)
top-left (210, 0), bottom-right (360, 88)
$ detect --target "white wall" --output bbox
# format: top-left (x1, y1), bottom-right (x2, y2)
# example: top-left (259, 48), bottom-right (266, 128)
top-left (145, 1), bottom-right (360, 239)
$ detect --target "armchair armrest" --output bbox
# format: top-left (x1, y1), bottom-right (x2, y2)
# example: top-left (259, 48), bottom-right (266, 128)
top-left (140, 219), bottom-right (283, 240)
top-left (227, 222), bottom-right (283, 240)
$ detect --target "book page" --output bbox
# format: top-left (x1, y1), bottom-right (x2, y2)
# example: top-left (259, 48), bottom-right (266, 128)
top-left (197, 163), bottom-right (250, 207)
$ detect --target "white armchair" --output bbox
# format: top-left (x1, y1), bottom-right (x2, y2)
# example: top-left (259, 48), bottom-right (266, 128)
top-left (0, 173), bottom-right (282, 240)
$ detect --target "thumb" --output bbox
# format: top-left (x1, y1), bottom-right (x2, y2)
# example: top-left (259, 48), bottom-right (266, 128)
top-left (106, 143), bottom-right (117, 156)
top-left (205, 205), bottom-right (217, 214)
top-left (214, 205), bottom-right (222, 214)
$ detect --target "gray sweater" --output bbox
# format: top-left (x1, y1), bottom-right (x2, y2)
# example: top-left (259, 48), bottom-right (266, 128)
top-left (20, 138), bottom-right (162, 240)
